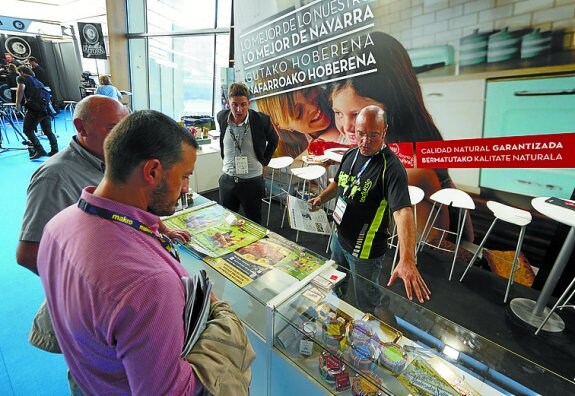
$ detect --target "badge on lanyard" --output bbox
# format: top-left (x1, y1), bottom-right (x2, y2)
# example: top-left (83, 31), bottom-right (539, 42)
top-left (229, 125), bottom-right (249, 175)
top-left (333, 196), bottom-right (347, 225)
top-left (235, 155), bottom-right (249, 174)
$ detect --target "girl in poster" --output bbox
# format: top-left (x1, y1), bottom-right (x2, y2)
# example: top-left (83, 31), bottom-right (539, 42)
top-left (255, 63), bottom-right (348, 159)
top-left (329, 31), bottom-right (474, 242)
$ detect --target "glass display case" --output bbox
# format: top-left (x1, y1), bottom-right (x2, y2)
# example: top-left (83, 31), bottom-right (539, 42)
top-left (272, 263), bottom-right (574, 395)
top-left (175, 197), bottom-right (574, 395)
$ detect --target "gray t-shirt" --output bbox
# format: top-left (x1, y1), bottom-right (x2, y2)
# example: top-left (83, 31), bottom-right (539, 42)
top-left (19, 137), bottom-right (105, 242)
top-left (222, 113), bottom-right (262, 178)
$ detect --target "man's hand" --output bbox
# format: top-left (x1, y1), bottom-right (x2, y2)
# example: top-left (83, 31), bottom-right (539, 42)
top-left (163, 227), bottom-right (191, 244)
top-left (388, 262), bottom-right (430, 303)
top-left (158, 219), bottom-right (191, 243)
top-left (308, 196), bottom-right (322, 212)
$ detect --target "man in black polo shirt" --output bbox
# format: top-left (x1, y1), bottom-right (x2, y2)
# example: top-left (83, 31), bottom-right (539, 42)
top-left (217, 82), bottom-right (278, 224)
top-left (310, 105), bottom-right (430, 310)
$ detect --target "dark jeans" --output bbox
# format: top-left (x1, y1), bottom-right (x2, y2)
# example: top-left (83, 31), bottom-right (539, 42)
top-left (330, 233), bottom-right (385, 313)
top-left (23, 109), bottom-right (58, 152)
top-left (218, 173), bottom-right (264, 224)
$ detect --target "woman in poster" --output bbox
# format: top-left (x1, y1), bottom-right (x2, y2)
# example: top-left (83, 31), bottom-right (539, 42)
top-left (329, 31), bottom-right (473, 242)
top-left (255, 63), bottom-right (348, 159)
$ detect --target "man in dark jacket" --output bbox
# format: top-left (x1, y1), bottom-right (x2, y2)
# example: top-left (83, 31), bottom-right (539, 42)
top-left (15, 66), bottom-right (58, 159)
top-left (217, 82), bottom-right (278, 224)
top-left (28, 57), bottom-right (49, 85)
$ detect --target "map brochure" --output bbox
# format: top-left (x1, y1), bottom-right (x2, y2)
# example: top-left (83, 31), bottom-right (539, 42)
top-left (203, 233), bottom-right (327, 287)
top-left (162, 203), bottom-right (267, 257)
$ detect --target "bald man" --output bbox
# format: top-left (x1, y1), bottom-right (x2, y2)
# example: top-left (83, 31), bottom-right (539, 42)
top-left (17, 95), bottom-right (191, 355)
top-left (309, 105), bottom-right (430, 308)
top-left (17, 95), bottom-right (130, 273)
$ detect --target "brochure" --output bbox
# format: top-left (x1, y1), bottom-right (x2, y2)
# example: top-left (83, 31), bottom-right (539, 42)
top-left (286, 194), bottom-right (332, 235)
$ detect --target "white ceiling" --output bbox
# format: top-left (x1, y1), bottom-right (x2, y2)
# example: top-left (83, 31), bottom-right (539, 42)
top-left (2, 0), bottom-right (107, 25)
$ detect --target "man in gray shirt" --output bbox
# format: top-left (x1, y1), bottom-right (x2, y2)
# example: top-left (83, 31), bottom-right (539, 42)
top-left (17, 96), bottom-right (129, 274)
top-left (216, 82), bottom-right (278, 224)
top-left (17, 95), bottom-right (191, 353)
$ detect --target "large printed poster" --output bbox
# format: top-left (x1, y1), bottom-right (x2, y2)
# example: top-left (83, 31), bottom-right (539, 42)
top-left (234, 1), bottom-right (468, 241)
top-left (233, 1), bottom-right (575, 247)
top-left (237, 1), bottom-right (377, 160)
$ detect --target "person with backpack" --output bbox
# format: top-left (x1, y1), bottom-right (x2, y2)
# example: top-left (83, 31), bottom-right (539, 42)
top-left (15, 66), bottom-right (58, 159)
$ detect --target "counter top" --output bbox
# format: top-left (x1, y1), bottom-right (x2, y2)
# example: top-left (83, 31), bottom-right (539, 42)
top-left (197, 144), bottom-right (220, 156)
top-left (418, 50), bottom-right (575, 83)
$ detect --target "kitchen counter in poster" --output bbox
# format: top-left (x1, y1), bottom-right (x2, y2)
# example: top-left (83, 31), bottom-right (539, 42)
top-left (417, 50), bottom-right (575, 83)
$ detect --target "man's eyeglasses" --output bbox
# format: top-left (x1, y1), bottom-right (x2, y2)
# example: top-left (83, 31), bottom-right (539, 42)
top-left (356, 132), bottom-right (383, 141)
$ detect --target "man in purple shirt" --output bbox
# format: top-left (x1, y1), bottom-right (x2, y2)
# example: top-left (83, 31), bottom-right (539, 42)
top-left (38, 110), bottom-right (204, 394)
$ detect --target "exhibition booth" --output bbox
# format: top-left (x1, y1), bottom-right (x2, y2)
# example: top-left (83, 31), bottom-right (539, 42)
top-left (2, 0), bottom-right (575, 394)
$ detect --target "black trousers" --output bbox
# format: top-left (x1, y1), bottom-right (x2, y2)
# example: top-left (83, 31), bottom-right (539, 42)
top-left (23, 109), bottom-right (58, 152)
top-left (218, 174), bottom-right (265, 224)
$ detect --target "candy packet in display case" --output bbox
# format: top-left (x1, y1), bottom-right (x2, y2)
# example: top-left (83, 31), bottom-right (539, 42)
top-left (425, 356), bottom-right (481, 396)
top-left (360, 313), bottom-right (403, 344)
top-left (398, 356), bottom-right (460, 396)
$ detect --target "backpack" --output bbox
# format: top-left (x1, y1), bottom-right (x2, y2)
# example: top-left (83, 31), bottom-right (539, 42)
top-left (24, 76), bottom-right (53, 114)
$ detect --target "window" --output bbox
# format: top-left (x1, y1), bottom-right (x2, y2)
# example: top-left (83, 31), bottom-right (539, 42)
top-left (127, 0), bottom-right (232, 120)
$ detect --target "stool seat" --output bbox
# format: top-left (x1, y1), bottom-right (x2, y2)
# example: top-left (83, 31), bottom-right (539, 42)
top-left (408, 185), bottom-right (425, 206)
top-left (324, 148), bottom-right (346, 163)
top-left (486, 201), bottom-right (532, 226)
top-left (430, 188), bottom-right (475, 210)
top-left (268, 156), bottom-right (294, 169)
top-left (291, 165), bottom-right (326, 180)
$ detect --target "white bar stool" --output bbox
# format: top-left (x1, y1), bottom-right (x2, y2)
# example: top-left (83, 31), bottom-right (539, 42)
top-left (281, 165), bottom-right (326, 242)
top-left (390, 185), bottom-right (425, 274)
top-left (262, 156), bottom-right (294, 226)
top-left (460, 201), bottom-right (532, 303)
top-left (418, 188), bottom-right (475, 281)
top-left (535, 275), bottom-right (575, 335)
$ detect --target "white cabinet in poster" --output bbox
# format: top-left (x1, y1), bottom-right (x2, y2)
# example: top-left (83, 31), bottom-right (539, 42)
top-left (420, 79), bottom-right (485, 192)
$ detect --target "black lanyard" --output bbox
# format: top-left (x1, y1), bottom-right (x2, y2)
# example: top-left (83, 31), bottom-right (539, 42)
top-left (77, 198), bottom-right (180, 262)
top-left (228, 123), bottom-right (249, 154)
top-left (343, 147), bottom-right (385, 200)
